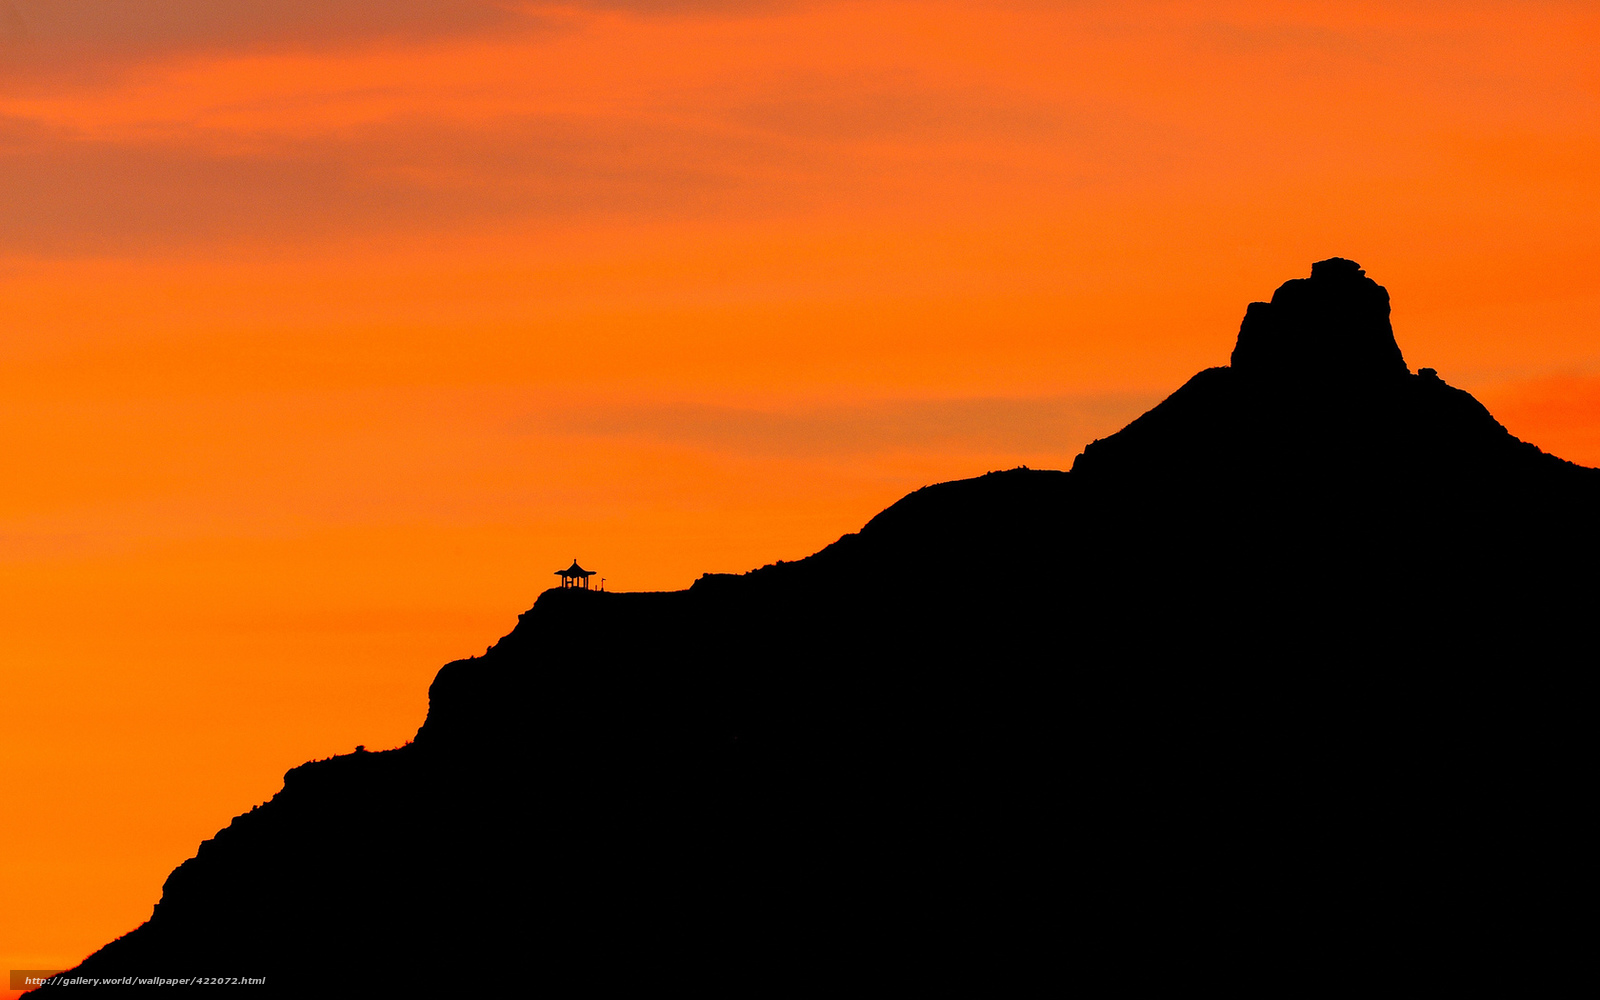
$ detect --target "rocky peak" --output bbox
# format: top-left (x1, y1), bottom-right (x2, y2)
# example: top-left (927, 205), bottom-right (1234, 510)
top-left (1230, 257), bottom-right (1409, 381)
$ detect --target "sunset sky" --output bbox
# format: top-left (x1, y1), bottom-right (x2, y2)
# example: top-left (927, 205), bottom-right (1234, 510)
top-left (3, 0), bottom-right (1598, 983)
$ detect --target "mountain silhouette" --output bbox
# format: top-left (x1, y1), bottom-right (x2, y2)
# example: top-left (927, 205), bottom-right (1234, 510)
top-left (36, 260), bottom-right (1596, 991)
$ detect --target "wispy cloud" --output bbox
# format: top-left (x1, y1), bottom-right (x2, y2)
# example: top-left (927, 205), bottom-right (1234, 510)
top-left (539, 393), bottom-right (1159, 460)
top-left (1, 0), bottom-right (523, 63)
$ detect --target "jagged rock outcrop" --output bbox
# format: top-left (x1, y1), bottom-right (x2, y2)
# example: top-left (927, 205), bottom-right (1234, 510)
top-left (1230, 256), bottom-right (1409, 379)
top-left (38, 261), bottom-right (1597, 992)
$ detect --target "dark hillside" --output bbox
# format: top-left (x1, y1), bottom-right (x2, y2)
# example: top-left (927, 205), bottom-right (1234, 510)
top-left (39, 260), bottom-right (1597, 990)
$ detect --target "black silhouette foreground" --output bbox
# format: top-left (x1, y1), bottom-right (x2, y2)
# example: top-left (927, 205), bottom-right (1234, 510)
top-left (40, 260), bottom-right (1595, 990)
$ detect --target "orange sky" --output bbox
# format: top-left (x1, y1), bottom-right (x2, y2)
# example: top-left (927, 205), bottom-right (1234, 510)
top-left (3, 0), bottom-right (1598, 985)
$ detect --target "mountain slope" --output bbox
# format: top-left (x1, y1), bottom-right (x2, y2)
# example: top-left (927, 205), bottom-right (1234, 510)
top-left (40, 260), bottom-right (1597, 990)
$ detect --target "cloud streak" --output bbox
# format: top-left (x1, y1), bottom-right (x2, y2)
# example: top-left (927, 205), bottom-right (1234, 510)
top-left (540, 394), bottom-right (1160, 460)
top-left (1, 1), bottom-right (522, 61)
top-left (1, 0), bottom-right (1590, 263)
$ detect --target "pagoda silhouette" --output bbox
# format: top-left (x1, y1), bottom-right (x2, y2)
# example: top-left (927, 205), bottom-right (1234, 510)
top-left (554, 559), bottom-right (596, 590)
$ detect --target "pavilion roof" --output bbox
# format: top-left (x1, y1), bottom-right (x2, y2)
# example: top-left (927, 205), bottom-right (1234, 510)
top-left (555, 560), bottom-right (595, 578)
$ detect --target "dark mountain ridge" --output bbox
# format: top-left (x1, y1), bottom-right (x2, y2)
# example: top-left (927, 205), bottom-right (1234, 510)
top-left (39, 260), bottom-right (1596, 991)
